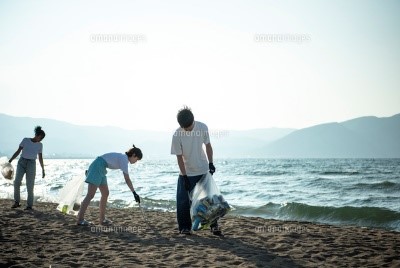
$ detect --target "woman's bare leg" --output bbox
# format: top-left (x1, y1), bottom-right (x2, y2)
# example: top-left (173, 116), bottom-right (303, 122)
top-left (77, 183), bottom-right (98, 222)
top-left (99, 184), bottom-right (109, 223)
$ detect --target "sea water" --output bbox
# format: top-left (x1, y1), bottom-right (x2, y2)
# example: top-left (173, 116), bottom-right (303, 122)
top-left (1, 158), bottom-right (399, 231)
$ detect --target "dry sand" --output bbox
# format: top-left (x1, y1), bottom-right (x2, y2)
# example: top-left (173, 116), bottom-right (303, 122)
top-left (0, 199), bottom-right (399, 267)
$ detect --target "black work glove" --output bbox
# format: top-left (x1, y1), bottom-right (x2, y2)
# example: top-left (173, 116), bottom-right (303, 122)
top-left (183, 175), bottom-right (190, 191)
top-left (209, 163), bottom-right (216, 175)
top-left (132, 190), bottom-right (141, 203)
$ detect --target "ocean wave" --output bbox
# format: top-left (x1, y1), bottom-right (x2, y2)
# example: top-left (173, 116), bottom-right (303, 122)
top-left (231, 202), bottom-right (400, 232)
top-left (304, 177), bottom-right (341, 188)
top-left (247, 170), bottom-right (289, 176)
top-left (106, 197), bottom-right (176, 212)
top-left (351, 181), bottom-right (400, 191)
top-left (311, 171), bottom-right (360, 176)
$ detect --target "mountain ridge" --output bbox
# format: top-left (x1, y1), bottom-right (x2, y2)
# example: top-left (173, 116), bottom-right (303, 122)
top-left (262, 113), bottom-right (400, 158)
top-left (1, 113), bottom-right (399, 158)
top-left (0, 113), bottom-right (294, 158)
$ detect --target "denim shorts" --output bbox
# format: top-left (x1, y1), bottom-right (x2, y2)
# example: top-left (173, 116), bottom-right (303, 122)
top-left (85, 157), bottom-right (108, 186)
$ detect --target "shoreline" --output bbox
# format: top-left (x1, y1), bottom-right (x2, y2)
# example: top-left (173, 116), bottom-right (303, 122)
top-left (1, 199), bottom-right (399, 267)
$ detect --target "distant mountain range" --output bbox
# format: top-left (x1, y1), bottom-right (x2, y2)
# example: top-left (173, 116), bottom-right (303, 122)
top-left (263, 114), bottom-right (400, 158)
top-left (0, 113), bottom-right (399, 158)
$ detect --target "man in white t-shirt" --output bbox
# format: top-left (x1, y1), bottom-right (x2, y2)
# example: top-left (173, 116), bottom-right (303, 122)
top-left (171, 106), bottom-right (221, 236)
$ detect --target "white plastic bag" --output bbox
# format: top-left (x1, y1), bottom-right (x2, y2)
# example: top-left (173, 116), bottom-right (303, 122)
top-left (0, 157), bottom-right (14, 180)
top-left (57, 176), bottom-right (85, 215)
top-left (189, 173), bottom-right (230, 231)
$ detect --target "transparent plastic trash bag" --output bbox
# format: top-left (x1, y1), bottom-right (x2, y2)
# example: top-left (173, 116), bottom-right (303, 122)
top-left (57, 176), bottom-right (85, 215)
top-left (189, 173), bottom-right (231, 231)
top-left (0, 157), bottom-right (14, 180)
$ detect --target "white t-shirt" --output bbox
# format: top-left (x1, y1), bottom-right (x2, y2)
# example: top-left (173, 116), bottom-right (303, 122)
top-left (100, 153), bottom-right (129, 175)
top-left (171, 121), bottom-right (210, 176)
top-left (20, 138), bottom-right (43, 160)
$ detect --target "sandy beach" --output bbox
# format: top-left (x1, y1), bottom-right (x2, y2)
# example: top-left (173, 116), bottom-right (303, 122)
top-left (0, 199), bottom-right (399, 268)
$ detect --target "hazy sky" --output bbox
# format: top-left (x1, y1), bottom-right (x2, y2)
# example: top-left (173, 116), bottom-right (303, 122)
top-left (0, 0), bottom-right (399, 131)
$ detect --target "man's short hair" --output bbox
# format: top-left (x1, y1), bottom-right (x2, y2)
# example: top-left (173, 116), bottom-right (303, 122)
top-left (177, 106), bottom-right (194, 128)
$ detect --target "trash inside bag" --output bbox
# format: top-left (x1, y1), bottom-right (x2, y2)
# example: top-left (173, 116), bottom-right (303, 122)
top-left (0, 157), bottom-right (14, 180)
top-left (190, 173), bottom-right (231, 231)
top-left (57, 176), bottom-right (85, 215)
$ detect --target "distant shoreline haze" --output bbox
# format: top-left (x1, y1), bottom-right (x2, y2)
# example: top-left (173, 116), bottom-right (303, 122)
top-left (0, 113), bottom-right (399, 158)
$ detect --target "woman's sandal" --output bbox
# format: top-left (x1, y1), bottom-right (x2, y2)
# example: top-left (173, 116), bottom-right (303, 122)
top-left (101, 218), bottom-right (113, 226)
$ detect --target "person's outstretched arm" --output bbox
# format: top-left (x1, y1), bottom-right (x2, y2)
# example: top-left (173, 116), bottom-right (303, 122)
top-left (176, 155), bottom-right (187, 175)
top-left (206, 143), bottom-right (215, 174)
top-left (9, 146), bottom-right (23, 163)
top-left (124, 173), bottom-right (140, 203)
top-left (205, 143), bottom-right (213, 163)
top-left (123, 173), bottom-right (135, 192)
top-left (38, 153), bottom-right (45, 178)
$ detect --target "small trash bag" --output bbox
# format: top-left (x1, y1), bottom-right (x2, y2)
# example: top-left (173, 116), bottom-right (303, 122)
top-left (57, 176), bottom-right (85, 215)
top-left (190, 173), bottom-right (231, 231)
top-left (0, 157), bottom-right (14, 180)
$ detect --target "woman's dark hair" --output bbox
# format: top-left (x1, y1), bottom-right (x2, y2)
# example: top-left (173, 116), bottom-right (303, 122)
top-left (34, 126), bottom-right (46, 139)
top-left (126, 144), bottom-right (143, 160)
top-left (177, 106), bottom-right (194, 128)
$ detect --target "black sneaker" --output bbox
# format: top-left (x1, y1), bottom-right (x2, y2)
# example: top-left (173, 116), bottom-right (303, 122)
top-left (24, 206), bottom-right (33, 211)
top-left (211, 227), bottom-right (223, 236)
top-left (11, 202), bottom-right (20, 209)
top-left (179, 229), bottom-right (192, 235)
